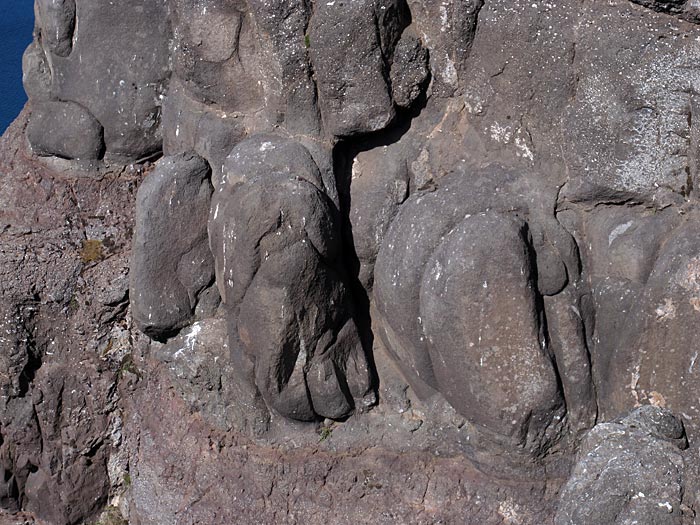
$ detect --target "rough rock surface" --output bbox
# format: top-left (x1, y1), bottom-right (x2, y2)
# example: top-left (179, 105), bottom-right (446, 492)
top-left (4, 0), bottom-right (700, 524)
top-left (0, 112), bottom-right (141, 524)
top-left (556, 406), bottom-right (689, 524)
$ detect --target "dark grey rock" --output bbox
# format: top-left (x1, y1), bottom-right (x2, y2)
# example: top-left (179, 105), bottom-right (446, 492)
top-left (210, 136), bottom-right (333, 306)
top-left (35, 0), bottom-right (75, 57)
top-left (419, 212), bottom-right (564, 451)
top-left (558, 2), bottom-right (700, 202)
top-left (600, 218), bottom-right (700, 426)
top-left (161, 79), bottom-right (247, 178)
top-left (374, 168), bottom-right (529, 396)
top-left (556, 406), bottom-right (687, 525)
top-left (407, 0), bottom-right (483, 96)
top-left (11, 1), bottom-right (700, 523)
top-left (27, 100), bottom-right (104, 160)
top-left (543, 289), bottom-right (597, 436)
top-left (131, 153), bottom-right (214, 340)
top-left (24, 0), bottom-right (171, 160)
top-left (631, 0), bottom-right (686, 12)
top-left (248, 0), bottom-right (321, 136)
top-left (21, 43), bottom-right (51, 101)
top-left (237, 244), bottom-right (354, 420)
top-left (215, 134), bottom-right (327, 193)
top-left (347, 144), bottom-right (410, 289)
top-left (390, 29), bottom-right (431, 109)
top-left (210, 135), bottom-right (373, 421)
top-left (373, 167), bottom-right (598, 454)
top-left (308, 0), bottom-right (409, 137)
top-left (170, 0), bottom-right (263, 115)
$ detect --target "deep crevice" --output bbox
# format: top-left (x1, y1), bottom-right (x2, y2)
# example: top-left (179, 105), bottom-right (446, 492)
top-left (332, 92), bottom-right (430, 398)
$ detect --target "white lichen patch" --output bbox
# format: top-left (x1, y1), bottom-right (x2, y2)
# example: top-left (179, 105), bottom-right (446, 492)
top-left (514, 135), bottom-right (534, 162)
top-left (570, 35), bottom-right (700, 194)
top-left (655, 298), bottom-right (676, 321)
top-left (498, 498), bottom-right (523, 524)
top-left (608, 221), bottom-right (633, 246)
top-left (490, 122), bottom-right (513, 143)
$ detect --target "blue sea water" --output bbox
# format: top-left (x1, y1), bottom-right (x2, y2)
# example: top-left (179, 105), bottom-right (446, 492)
top-left (0, 1), bottom-right (34, 134)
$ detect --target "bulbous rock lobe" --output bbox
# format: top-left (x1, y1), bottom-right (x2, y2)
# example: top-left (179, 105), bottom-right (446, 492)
top-left (210, 135), bottom-right (373, 421)
top-left (130, 153), bottom-right (215, 341)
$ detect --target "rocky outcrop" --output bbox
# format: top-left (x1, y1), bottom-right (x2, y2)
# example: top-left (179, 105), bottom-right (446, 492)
top-left (0, 113), bottom-right (139, 524)
top-left (208, 135), bottom-right (373, 421)
top-left (130, 152), bottom-right (215, 340)
top-left (4, 0), bottom-right (700, 523)
top-left (25, 0), bottom-right (170, 161)
top-left (556, 406), bottom-right (689, 524)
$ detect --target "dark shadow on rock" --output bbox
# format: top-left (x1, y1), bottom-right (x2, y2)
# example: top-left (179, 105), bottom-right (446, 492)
top-left (332, 93), bottom-right (430, 400)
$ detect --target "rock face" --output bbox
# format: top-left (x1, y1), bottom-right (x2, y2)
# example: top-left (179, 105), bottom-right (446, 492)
top-left (4, 0), bottom-right (700, 524)
top-left (130, 152), bottom-right (215, 340)
top-left (556, 406), bottom-right (688, 524)
top-left (208, 135), bottom-right (373, 421)
top-left (25, 0), bottom-right (170, 161)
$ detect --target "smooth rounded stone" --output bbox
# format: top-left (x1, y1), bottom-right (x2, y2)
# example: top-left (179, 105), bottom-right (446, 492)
top-left (419, 212), bottom-right (564, 449)
top-left (543, 289), bottom-right (597, 436)
top-left (327, 318), bottom-right (374, 404)
top-left (533, 243), bottom-right (569, 296)
top-left (237, 242), bottom-right (360, 421)
top-left (240, 254), bottom-right (322, 420)
top-left (35, 0), bottom-right (76, 57)
top-left (238, 266), bottom-right (316, 421)
top-left (584, 206), bottom-right (679, 285)
top-left (373, 169), bottom-right (528, 397)
top-left (209, 168), bottom-right (338, 307)
top-left (211, 136), bottom-right (372, 421)
top-left (209, 137), bottom-right (336, 308)
top-left (130, 153), bottom-right (214, 341)
top-left (170, 0), bottom-right (263, 113)
top-left (601, 220), bottom-right (700, 431)
top-left (372, 167), bottom-right (593, 455)
top-left (306, 357), bottom-right (354, 420)
top-left (217, 134), bottom-right (326, 191)
top-left (555, 406), bottom-right (687, 525)
top-left (308, 0), bottom-right (409, 137)
top-left (27, 100), bottom-right (105, 160)
top-left (348, 145), bottom-right (409, 289)
top-left (526, 214), bottom-right (576, 297)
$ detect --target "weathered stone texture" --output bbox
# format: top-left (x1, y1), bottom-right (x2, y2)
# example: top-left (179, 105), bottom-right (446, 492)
top-left (7, 0), bottom-right (700, 523)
